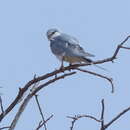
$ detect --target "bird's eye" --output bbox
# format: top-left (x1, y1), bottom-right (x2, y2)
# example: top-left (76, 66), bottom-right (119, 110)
top-left (47, 30), bottom-right (57, 39)
top-left (51, 31), bottom-right (57, 35)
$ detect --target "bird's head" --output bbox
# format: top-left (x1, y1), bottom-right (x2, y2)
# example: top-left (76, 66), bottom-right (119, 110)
top-left (46, 28), bottom-right (60, 40)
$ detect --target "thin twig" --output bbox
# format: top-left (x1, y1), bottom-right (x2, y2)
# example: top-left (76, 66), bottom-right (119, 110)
top-left (35, 95), bottom-right (47, 130)
top-left (36, 121), bottom-right (42, 130)
top-left (30, 75), bottom-right (40, 92)
top-left (76, 68), bottom-right (114, 93)
top-left (67, 114), bottom-right (101, 130)
top-left (9, 94), bottom-right (32, 130)
top-left (0, 96), bottom-right (4, 114)
top-left (100, 99), bottom-right (105, 130)
top-left (35, 115), bottom-right (53, 130)
top-left (0, 126), bottom-right (10, 130)
top-left (104, 106), bottom-right (130, 129)
top-left (67, 115), bottom-right (101, 122)
top-left (31, 72), bottom-right (76, 95)
top-left (68, 98), bottom-right (130, 130)
top-left (120, 46), bottom-right (130, 49)
top-left (93, 35), bottom-right (130, 64)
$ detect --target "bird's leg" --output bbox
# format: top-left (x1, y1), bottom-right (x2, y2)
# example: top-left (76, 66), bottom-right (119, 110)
top-left (69, 63), bottom-right (72, 66)
top-left (68, 63), bottom-right (72, 71)
top-left (59, 57), bottom-right (64, 70)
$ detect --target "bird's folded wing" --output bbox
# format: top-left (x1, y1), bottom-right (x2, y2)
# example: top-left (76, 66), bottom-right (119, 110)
top-left (55, 33), bottom-right (95, 57)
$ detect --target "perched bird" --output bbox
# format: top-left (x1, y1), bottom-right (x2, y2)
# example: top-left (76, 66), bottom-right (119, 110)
top-left (46, 28), bottom-right (104, 70)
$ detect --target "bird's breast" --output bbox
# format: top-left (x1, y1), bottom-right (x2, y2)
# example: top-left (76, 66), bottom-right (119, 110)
top-left (64, 56), bottom-right (82, 63)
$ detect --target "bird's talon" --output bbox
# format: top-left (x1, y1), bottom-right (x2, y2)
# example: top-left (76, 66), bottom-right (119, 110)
top-left (68, 68), bottom-right (71, 72)
top-left (59, 66), bottom-right (64, 72)
top-left (69, 63), bottom-right (72, 66)
top-left (68, 63), bottom-right (72, 71)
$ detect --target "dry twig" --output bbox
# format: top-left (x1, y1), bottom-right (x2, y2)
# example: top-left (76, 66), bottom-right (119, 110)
top-left (0, 126), bottom-right (10, 130)
top-left (67, 115), bottom-right (101, 130)
top-left (35, 115), bottom-right (53, 130)
top-left (68, 99), bottom-right (130, 130)
top-left (76, 68), bottom-right (114, 93)
top-left (9, 72), bottom-right (76, 130)
top-left (100, 99), bottom-right (105, 130)
top-left (0, 96), bottom-right (4, 114)
top-left (35, 94), bottom-right (47, 130)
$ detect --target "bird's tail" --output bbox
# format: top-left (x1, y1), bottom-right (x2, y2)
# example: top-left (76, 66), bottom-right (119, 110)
top-left (82, 57), bottom-right (108, 71)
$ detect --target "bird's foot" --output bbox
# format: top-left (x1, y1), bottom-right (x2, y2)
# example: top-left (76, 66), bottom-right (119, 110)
top-left (68, 63), bottom-right (73, 72)
top-left (59, 65), bottom-right (64, 72)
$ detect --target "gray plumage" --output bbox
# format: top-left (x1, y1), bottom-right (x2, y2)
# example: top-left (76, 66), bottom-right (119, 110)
top-left (46, 28), bottom-right (95, 65)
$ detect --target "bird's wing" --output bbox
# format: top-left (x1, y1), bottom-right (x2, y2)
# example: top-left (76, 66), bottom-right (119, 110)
top-left (57, 33), bottom-right (95, 57)
top-left (74, 44), bottom-right (95, 57)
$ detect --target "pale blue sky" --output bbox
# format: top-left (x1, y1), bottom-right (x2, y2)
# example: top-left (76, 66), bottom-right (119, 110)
top-left (0, 0), bottom-right (130, 130)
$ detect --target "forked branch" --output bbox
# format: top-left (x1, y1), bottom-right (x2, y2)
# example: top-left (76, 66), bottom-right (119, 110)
top-left (68, 99), bottom-right (130, 130)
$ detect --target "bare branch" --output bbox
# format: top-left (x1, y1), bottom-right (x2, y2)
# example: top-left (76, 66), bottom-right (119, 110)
top-left (104, 106), bottom-right (130, 129)
top-left (0, 68), bottom-right (75, 122)
top-left (0, 126), bottom-right (10, 130)
top-left (76, 68), bottom-right (114, 93)
top-left (9, 72), bottom-right (76, 130)
top-left (35, 115), bottom-right (53, 130)
top-left (93, 35), bottom-right (130, 64)
top-left (100, 99), bottom-right (105, 130)
top-left (35, 94), bottom-right (47, 130)
top-left (31, 72), bottom-right (76, 95)
top-left (0, 96), bottom-right (4, 114)
top-left (67, 98), bottom-right (130, 130)
top-left (67, 114), bottom-right (101, 130)
top-left (68, 35), bottom-right (130, 66)
top-left (120, 46), bottom-right (130, 49)
top-left (67, 115), bottom-right (101, 122)
top-left (36, 121), bottom-right (42, 130)
top-left (9, 94), bottom-right (32, 130)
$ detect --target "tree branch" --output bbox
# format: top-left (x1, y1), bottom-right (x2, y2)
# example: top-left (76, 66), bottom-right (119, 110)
top-left (120, 46), bottom-right (130, 49)
top-left (0, 126), bottom-right (10, 130)
top-left (76, 68), bottom-right (114, 93)
top-left (0, 96), bottom-right (4, 114)
top-left (67, 114), bottom-right (101, 130)
top-left (104, 106), bottom-right (130, 129)
top-left (100, 99), bottom-right (105, 130)
top-left (35, 115), bottom-right (53, 130)
top-left (8, 72), bottom-right (76, 130)
top-left (67, 98), bottom-right (130, 130)
top-left (34, 94), bottom-right (47, 130)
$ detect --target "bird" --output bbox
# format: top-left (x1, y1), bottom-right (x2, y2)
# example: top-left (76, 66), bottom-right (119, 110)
top-left (46, 28), bottom-right (104, 70)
